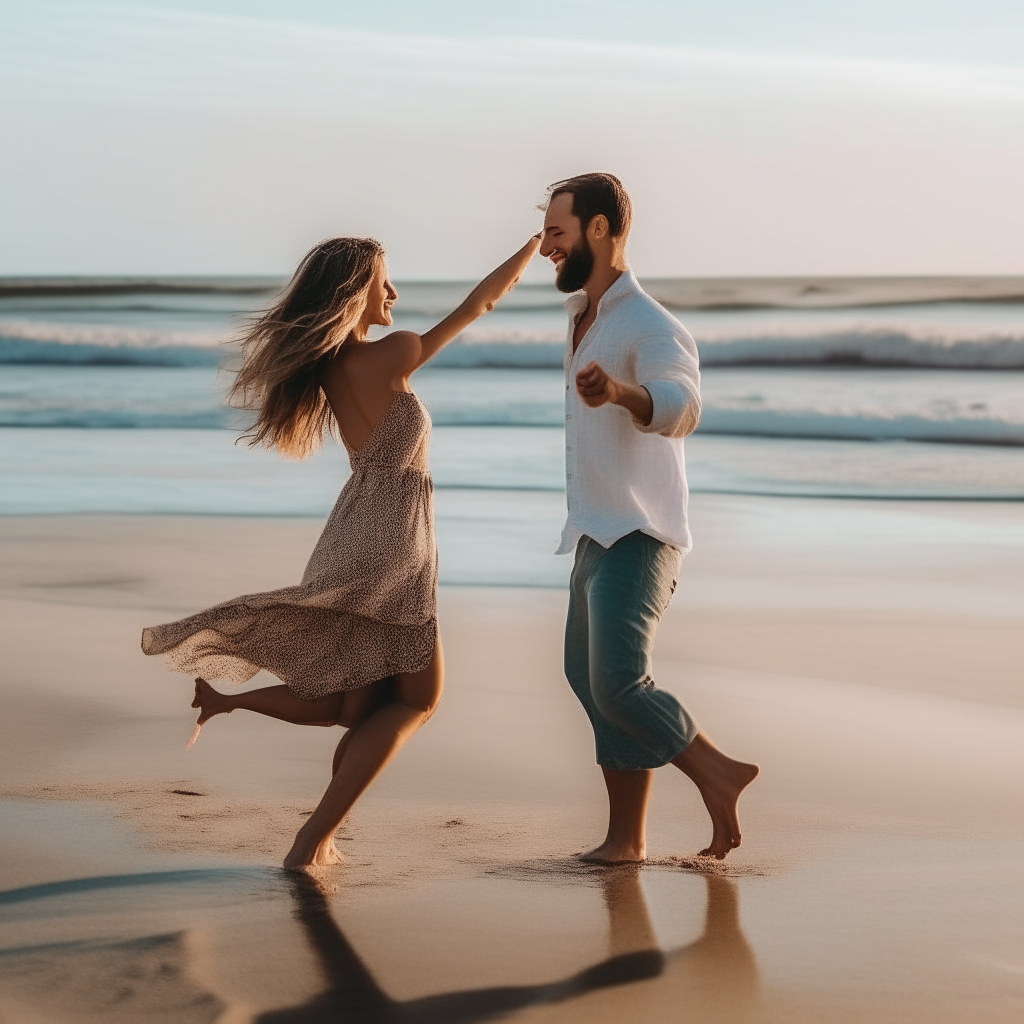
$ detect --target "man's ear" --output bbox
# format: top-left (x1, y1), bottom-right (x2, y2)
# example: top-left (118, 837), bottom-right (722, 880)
top-left (588, 214), bottom-right (610, 241)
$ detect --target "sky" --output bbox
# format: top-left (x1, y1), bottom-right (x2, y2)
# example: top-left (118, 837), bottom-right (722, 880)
top-left (2, 0), bottom-right (1024, 279)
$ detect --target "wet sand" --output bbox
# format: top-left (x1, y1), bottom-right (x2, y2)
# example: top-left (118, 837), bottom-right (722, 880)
top-left (1, 496), bottom-right (1023, 1022)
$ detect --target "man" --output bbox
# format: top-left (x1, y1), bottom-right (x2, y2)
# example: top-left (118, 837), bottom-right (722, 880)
top-left (539, 172), bottom-right (758, 861)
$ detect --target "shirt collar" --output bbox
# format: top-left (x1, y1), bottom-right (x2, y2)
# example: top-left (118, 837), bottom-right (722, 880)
top-left (563, 291), bottom-right (588, 317)
top-left (562, 269), bottom-right (639, 319)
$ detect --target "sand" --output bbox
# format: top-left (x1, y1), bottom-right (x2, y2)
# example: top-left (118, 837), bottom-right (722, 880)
top-left (1, 496), bottom-right (1023, 1023)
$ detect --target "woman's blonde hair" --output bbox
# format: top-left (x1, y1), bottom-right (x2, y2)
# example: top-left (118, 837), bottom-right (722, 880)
top-left (230, 236), bottom-right (385, 459)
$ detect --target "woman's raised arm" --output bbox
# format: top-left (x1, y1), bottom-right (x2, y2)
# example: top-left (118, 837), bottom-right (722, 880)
top-left (414, 235), bottom-right (541, 369)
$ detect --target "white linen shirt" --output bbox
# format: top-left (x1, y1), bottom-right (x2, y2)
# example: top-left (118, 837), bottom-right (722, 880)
top-left (557, 270), bottom-right (701, 556)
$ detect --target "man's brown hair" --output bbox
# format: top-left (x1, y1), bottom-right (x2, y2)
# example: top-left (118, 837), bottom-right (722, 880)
top-left (544, 172), bottom-right (632, 238)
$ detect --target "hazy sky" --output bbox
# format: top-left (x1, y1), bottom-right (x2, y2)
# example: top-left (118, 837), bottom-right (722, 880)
top-left (2, 0), bottom-right (1023, 278)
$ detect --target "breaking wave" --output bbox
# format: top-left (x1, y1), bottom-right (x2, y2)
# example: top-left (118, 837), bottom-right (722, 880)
top-left (696, 323), bottom-right (1024, 369)
top-left (0, 321), bottom-right (226, 366)
top-left (5, 319), bottom-right (1024, 369)
top-left (698, 409), bottom-right (1024, 446)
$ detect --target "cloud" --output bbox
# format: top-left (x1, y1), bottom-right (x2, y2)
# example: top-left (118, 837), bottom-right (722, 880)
top-left (2, 1), bottom-right (1023, 275)
top-left (5, 1), bottom-right (1024, 115)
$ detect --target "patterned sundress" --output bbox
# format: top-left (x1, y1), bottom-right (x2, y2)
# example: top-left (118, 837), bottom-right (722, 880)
top-left (141, 390), bottom-right (437, 699)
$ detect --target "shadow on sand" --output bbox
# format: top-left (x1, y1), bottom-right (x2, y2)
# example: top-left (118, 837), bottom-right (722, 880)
top-left (259, 867), bottom-right (759, 1023)
top-left (0, 864), bottom-right (758, 1022)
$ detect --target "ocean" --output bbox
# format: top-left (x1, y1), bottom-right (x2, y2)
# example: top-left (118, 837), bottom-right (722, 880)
top-left (2, 276), bottom-right (1022, 586)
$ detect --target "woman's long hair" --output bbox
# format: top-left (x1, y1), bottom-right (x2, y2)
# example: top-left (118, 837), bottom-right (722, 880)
top-left (230, 237), bottom-right (385, 459)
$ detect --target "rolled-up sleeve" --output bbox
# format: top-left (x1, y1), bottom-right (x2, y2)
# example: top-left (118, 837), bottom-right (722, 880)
top-left (633, 329), bottom-right (702, 438)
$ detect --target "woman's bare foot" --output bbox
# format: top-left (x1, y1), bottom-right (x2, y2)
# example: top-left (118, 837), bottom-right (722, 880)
top-left (578, 841), bottom-right (646, 865)
top-left (191, 677), bottom-right (233, 725)
top-left (674, 733), bottom-right (759, 860)
top-left (283, 825), bottom-right (344, 870)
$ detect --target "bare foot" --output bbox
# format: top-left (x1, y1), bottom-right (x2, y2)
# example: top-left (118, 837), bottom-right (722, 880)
top-left (696, 761), bottom-right (761, 856)
top-left (283, 825), bottom-right (344, 870)
top-left (578, 841), bottom-right (646, 865)
top-left (674, 734), bottom-right (759, 860)
top-left (191, 677), bottom-right (233, 726)
top-left (696, 760), bottom-right (759, 860)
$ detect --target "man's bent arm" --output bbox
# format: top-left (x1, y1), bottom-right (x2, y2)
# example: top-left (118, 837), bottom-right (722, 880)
top-left (612, 381), bottom-right (654, 426)
top-left (633, 329), bottom-right (702, 439)
top-left (634, 378), bottom-right (698, 437)
top-left (574, 348), bottom-right (699, 436)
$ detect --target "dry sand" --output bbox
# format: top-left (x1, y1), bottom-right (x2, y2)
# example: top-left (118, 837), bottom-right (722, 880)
top-left (1, 496), bottom-right (1023, 1023)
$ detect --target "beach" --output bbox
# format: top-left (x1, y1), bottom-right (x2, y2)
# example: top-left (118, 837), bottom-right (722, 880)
top-left (5, 0), bottom-right (1024, 1013)
top-left (2, 495), bottom-right (1023, 1022)
top-left (2, 273), bottom-right (1022, 1020)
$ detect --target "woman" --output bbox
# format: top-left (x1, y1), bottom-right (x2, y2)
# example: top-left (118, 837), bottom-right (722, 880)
top-left (142, 233), bottom-right (540, 868)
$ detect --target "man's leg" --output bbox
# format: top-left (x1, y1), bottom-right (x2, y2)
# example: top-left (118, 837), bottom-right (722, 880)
top-left (587, 532), bottom-right (697, 765)
top-left (565, 539), bottom-right (629, 751)
top-left (565, 534), bottom-right (685, 862)
top-left (588, 532), bottom-right (757, 860)
top-left (672, 732), bottom-right (759, 859)
top-left (584, 767), bottom-right (653, 862)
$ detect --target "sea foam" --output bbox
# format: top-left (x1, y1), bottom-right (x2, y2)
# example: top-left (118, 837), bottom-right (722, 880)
top-left (5, 319), bottom-right (1024, 370)
top-left (0, 320), bottom-right (225, 366)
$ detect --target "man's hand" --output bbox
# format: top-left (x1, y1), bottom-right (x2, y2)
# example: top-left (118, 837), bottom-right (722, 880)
top-left (575, 361), bottom-right (619, 408)
top-left (575, 361), bottom-right (654, 426)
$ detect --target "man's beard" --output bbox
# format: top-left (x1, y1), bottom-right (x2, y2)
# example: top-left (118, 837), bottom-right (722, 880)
top-left (555, 237), bottom-right (594, 293)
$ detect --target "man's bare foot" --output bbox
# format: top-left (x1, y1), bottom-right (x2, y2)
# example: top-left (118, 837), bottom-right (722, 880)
top-left (191, 677), bottom-right (233, 726)
top-left (283, 826), bottom-right (344, 870)
top-left (578, 840), bottom-right (646, 865)
top-left (674, 733), bottom-right (759, 860)
top-left (696, 759), bottom-right (759, 859)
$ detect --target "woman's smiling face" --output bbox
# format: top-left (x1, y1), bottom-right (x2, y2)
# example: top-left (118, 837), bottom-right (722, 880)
top-left (363, 258), bottom-right (398, 328)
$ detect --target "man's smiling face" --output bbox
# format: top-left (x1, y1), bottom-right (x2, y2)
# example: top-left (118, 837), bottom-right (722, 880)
top-left (540, 192), bottom-right (594, 293)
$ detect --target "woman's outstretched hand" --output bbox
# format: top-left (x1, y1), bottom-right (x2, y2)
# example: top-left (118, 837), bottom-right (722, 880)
top-left (479, 234), bottom-right (542, 310)
top-left (416, 235), bottom-right (542, 367)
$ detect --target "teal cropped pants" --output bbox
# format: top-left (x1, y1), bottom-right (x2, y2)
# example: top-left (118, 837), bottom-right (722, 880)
top-left (564, 531), bottom-right (698, 771)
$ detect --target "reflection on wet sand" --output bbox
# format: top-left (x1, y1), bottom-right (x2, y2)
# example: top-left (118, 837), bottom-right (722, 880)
top-left (604, 867), bottom-right (760, 1020)
top-left (262, 868), bottom-right (759, 1023)
top-left (655, 873), bottom-right (761, 1023)
top-left (0, 866), bottom-right (758, 1023)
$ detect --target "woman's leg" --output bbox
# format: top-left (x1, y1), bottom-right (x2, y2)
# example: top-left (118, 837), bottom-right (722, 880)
top-left (330, 678), bottom-right (395, 775)
top-left (192, 677), bottom-right (347, 727)
top-left (284, 638), bottom-right (444, 869)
